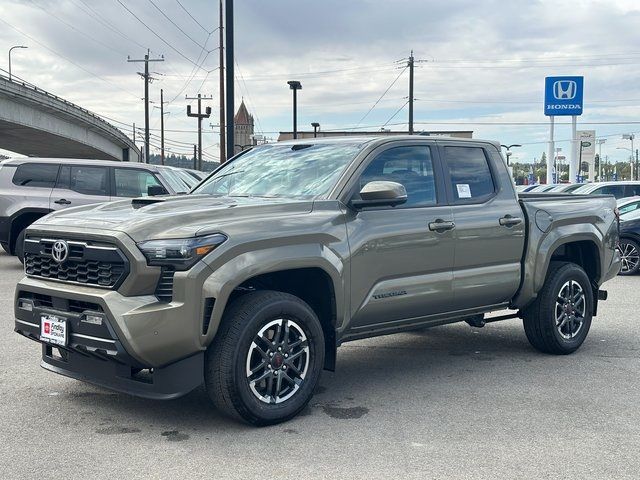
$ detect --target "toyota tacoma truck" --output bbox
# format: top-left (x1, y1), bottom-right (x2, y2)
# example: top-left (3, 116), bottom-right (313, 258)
top-left (14, 136), bottom-right (620, 425)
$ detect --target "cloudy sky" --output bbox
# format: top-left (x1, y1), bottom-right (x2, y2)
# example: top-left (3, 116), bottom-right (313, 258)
top-left (1, 0), bottom-right (639, 164)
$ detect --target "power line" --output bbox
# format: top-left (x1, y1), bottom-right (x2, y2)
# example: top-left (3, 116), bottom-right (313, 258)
top-left (72, 0), bottom-right (149, 51)
top-left (147, 0), bottom-right (210, 51)
top-left (236, 64), bottom-right (397, 81)
top-left (176, 0), bottom-right (212, 34)
top-left (28, 0), bottom-right (127, 57)
top-left (355, 66), bottom-right (407, 127)
top-left (115, 0), bottom-right (216, 71)
top-left (383, 100), bottom-right (409, 128)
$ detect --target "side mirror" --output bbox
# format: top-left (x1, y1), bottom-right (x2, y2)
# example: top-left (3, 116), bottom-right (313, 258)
top-left (147, 185), bottom-right (168, 196)
top-left (351, 181), bottom-right (407, 209)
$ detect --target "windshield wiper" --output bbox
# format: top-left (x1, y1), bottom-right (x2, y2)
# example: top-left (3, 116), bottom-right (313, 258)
top-left (209, 169), bottom-right (245, 181)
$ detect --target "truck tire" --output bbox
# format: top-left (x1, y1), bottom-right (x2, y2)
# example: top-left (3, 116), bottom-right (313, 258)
top-left (618, 238), bottom-right (640, 275)
top-left (15, 228), bottom-right (26, 264)
top-left (205, 290), bottom-right (325, 426)
top-left (522, 261), bottom-right (593, 355)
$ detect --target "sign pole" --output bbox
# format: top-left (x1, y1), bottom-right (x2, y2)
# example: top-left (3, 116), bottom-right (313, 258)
top-left (547, 116), bottom-right (555, 185)
top-left (569, 115), bottom-right (578, 183)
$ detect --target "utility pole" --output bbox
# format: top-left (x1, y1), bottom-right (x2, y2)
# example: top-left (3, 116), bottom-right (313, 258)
top-left (186, 94), bottom-right (213, 170)
top-left (596, 138), bottom-right (606, 181)
top-left (128, 50), bottom-right (164, 163)
top-left (193, 144), bottom-right (197, 170)
top-left (225, 0), bottom-right (234, 159)
top-left (408, 50), bottom-right (414, 135)
top-left (219, 0), bottom-right (226, 163)
top-left (160, 89), bottom-right (166, 164)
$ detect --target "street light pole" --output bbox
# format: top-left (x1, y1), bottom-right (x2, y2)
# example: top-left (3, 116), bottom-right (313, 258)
top-left (500, 144), bottom-right (522, 166)
top-left (8, 45), bottom-right (28, 81)
top-left (287, 81), bottom-right (302, 139)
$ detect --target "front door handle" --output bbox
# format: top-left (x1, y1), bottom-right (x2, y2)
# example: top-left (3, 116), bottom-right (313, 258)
top-left (54, 199), bottom-right (71, 205)
top-left (428, 219), bottom-right (455, 232)
top-left (499, 215), bottom-right (523, 227)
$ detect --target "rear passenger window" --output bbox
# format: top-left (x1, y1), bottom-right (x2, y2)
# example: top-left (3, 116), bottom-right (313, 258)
top-left (626, 185), bottom-right (640, 197)
top-left (444, 146), bottom-right (495, 203)
top-left (597, 186), bottom-right (625, 198)
top-left (12, 163), bottom-right (59, 188)
top-left (57, 165), bottom-right (109, 196)
top-left (114, 169), bottom-right (162, 197)
top-left (356, 146), bottom-right (436, 208)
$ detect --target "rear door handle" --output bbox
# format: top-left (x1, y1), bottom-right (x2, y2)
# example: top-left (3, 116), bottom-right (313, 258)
top-left (54, 199), bottom-right (71, 205)
top-left (499, 215), bottom-right (523, 227)
top-left (428, 219), bottom-right (455, 232)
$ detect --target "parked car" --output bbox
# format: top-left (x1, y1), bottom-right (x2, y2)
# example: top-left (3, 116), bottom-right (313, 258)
top-left (185, 169), bottom-right (209, 181)
top-left (155, 166), bottom-right (195, 192)
top-left (618, 209), bottom-right (640, 275)
top-left (548, 183), bottom-right (584, 194)
top-left (168, 166), bottom-right (200, 190)
top-left (516, 184), bottom-right (538, 192)
top-left (528, 184), bottom-right (559, 193)
top-left (617, 196), bottom-right (640, 218)
top-left (0, 158), bottom-right (186, 261)
top-left (572, 181), bottom-right (640, 199)
top-left (14, 136), bottom-right (620, 425)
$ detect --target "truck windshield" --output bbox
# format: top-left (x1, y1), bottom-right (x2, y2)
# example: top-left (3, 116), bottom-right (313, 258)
top-left (192, 142), bottom-right (363, 199)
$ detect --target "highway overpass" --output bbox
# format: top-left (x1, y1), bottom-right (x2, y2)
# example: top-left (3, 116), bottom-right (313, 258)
top-left (0, 74), bottom-right (139, 161)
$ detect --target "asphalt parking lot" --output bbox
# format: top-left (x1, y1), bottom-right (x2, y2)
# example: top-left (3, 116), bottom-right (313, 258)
top-left (0, 252), bottom-right (638, 479)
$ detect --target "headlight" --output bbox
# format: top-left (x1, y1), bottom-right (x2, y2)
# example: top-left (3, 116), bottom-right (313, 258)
top-left (137, 233), bottom-right (227, 270)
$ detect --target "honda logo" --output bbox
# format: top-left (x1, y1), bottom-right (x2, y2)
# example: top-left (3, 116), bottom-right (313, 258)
top-left (553, 80), bottom-right (577, 100)
top-left (51, 240), bottom-right (69, 264)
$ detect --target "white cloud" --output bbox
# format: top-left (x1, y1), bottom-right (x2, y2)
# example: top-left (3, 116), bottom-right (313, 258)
top-left (0, 0), bottom-right (638, 163)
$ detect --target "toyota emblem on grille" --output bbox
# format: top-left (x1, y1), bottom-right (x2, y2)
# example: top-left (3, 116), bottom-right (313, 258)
top-left (51, 240), bottom-right (69, 263)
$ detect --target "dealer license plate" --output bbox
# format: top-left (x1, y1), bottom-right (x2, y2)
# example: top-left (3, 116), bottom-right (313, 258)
top-left (40, 314), bottom-right (67, 346)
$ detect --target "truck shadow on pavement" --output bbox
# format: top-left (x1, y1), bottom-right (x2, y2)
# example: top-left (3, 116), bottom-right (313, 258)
top-left (60, 320), bottom-right (591, 434)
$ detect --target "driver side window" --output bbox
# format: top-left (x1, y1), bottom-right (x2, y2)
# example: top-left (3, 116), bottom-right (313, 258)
top-left (355, 146), bottom-right (436, 208)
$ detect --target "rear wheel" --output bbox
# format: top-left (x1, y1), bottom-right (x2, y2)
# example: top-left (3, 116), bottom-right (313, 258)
top-left (205, 290), bottom-right (325, 426)
top-left (618, 238), bottom-right (640, 275)
top-left (522, 261), bottom-right (593, 355)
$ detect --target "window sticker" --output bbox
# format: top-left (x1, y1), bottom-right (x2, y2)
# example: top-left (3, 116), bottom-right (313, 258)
top-left (456, 183), bottom-right (472, 198)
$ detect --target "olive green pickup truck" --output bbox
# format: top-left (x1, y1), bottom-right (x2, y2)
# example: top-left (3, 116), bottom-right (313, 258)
top-left (15, 136), bottom-right (621, 425)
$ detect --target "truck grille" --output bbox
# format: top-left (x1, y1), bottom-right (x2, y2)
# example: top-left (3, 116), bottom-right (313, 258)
top-left (24, 238), bottom-right (129, 289)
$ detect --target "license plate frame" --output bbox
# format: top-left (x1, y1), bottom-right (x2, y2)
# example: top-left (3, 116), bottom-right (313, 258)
top-left (40, 313), bottom-right (68, 347)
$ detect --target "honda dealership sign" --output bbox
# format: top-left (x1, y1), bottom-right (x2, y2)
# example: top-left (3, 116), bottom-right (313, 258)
top-left (544, 76), bottom-right (584, 116)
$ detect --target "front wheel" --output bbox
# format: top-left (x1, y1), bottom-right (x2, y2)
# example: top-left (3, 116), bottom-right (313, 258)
top-left (522, 261), bottom-right (593, 355)
top-left (618, 238), bottom-right (640, 275)
top-left (205, 290), bottom-right (325, 426)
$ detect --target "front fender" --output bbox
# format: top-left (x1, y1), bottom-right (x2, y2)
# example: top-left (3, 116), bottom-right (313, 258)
top-left (201, 243), bottom-right (346, 345)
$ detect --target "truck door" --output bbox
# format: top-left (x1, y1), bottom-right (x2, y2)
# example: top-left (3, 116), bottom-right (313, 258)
top-left (439, 142), bottom-right (525, 310)
top-left (345, 142), bottom-right (454, 332)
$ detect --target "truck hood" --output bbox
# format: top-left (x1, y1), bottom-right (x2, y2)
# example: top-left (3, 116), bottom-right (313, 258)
top-left (35, 195), bottom-right (315, 242)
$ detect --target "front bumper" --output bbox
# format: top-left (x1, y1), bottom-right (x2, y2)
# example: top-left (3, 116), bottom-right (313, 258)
top-left (14, 279), bottom-right (205, 399)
